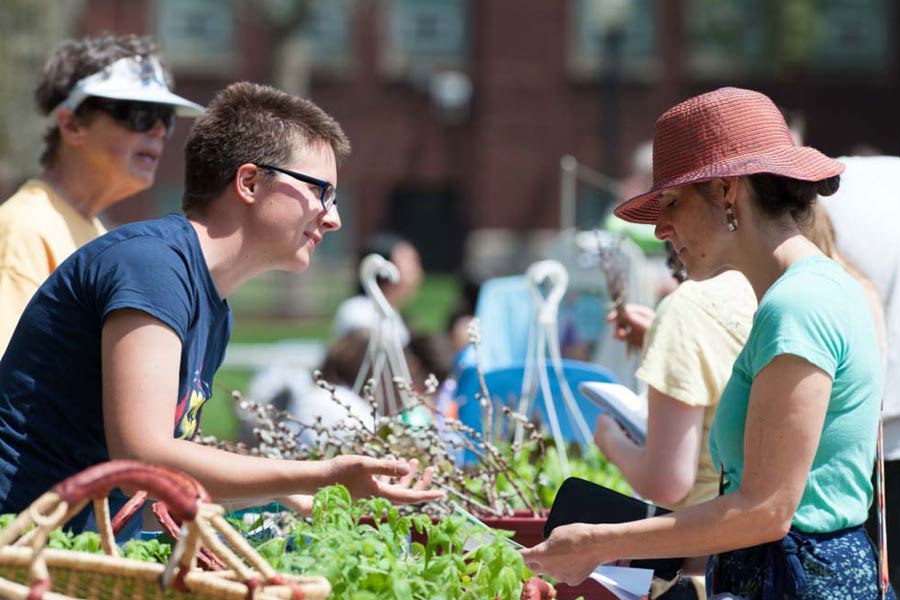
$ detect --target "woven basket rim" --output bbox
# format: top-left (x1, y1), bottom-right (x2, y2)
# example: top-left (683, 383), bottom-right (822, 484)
top-left (0, 545), bottom-right (330, 600)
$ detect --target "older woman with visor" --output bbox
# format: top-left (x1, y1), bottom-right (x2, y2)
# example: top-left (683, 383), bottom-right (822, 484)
top-left (0, 34), bottom-right (203, 354)
top-left (522, 87), bottom-right (894, 599)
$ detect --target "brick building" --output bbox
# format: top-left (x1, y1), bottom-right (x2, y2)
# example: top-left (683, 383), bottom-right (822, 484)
top-left (71, 0), bottom-right (897, 272)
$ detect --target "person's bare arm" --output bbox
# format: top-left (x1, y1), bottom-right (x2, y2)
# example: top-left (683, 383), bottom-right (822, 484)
top-left (523, 354), bottom-right (831, 585)
top-left (595, 386), bottom-right (705, 506)
top-left (102, 309), bottom-right (443, 505)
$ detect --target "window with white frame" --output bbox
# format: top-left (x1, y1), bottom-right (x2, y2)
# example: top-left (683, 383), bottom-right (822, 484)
top-left (293, 0), bottom-right (355, 74)
top-left (685, 0), bottom-right (769, 77)
top-left (812, 0), bottom-right (890, 72)
top-left (379, 0), bottom-right (469, 80)
top-left (686, 0), bottom-right (891, 78)
top-left (568, 0), bottom-right (659, 80)
top-left (155, 0), bottom-right (235, 72)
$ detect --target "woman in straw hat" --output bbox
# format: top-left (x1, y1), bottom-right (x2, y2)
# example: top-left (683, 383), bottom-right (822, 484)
top-left (522, 87), bottom-right (894, 599)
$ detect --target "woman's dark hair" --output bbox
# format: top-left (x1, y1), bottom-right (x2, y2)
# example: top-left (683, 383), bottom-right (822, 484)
top-left (406, 332), bottom-right (453, 381)
top-left (745, 173), bottom-right (841, 228)
top-left (319, 330), bottom-right (369, 387)
top-left (665, 242), bottom-right (687, 283)
top-left (360, 232), bottom-right (405, 264)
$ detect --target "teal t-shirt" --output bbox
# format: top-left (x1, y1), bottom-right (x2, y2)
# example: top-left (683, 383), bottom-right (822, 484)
top-left (709, 255), bottom-right (882, 533)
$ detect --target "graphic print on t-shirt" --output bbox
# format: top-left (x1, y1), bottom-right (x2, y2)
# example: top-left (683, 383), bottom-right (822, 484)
top-left (174, 368), bottom-right (211, 439)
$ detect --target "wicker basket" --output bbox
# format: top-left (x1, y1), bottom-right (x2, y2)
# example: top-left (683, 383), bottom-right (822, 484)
top-left (0, 461), bottom-right (330, 600)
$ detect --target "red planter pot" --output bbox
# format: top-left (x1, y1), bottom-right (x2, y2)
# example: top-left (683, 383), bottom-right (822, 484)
top-left (483, 511), bottom-right (615, 600)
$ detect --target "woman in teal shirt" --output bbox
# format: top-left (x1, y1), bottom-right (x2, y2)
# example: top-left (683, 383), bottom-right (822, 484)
top-left (522, 87), bottom-right (893, 599)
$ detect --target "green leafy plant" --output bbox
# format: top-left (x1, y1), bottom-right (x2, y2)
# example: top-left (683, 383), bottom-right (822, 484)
top-left (47, 529), bottom-right (102, 553)
top-left (1, 483), bottom-right (549, 599)
top-left (2, 519), bottom-right (173, 563)
top-left (246, 484), bottom-right (534, 600)
top-left (487, 442), bottom-right (630, 510)
top-left (121, 537), bottom-right (173, 563)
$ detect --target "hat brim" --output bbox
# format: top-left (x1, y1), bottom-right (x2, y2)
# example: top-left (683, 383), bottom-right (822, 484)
top-left (613, 146), bottom-right (845, 224)
top-left (87, 85), bottom-right (205, 117)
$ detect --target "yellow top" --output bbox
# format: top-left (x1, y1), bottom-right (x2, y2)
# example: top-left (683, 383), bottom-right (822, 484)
top-left (636, 269), bottom-right (756, 511)
top-left (0, 179), bottom-right (107, 354)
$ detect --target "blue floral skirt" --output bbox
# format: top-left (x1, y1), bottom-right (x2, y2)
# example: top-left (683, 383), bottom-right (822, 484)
top-left (705, 525), bottom-right (896, 599)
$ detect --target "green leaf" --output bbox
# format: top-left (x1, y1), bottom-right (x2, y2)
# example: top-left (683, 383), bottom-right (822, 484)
top-left (392, 577), bottom-right (413, 599)
top-left (71, 532), bottom-right (102, 553)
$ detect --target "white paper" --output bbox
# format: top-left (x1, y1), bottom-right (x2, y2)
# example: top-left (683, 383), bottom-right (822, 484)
top-left (588, 565), bottom-right (654, 600)
top-left (579, 381), bottom-right (648, 446)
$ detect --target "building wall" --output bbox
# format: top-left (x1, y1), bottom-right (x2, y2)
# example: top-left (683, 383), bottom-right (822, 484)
top-left (77, 0), bottom-right (900, 269)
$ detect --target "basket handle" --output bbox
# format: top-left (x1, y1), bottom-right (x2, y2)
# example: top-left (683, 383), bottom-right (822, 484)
top-left (1, 461), bottom-right (332, 599)
top-left (151, 501), bottom-right (226, 571)
top-left (52, 461), bottom-right (210, 523)
top-left (110, 490), bottom-right (148, 535)
top-left (0, 461), bottom-right (217, 600)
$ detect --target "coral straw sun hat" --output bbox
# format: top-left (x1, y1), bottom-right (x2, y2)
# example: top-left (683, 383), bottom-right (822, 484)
top-left (614, 87), bottom-right (844, 224)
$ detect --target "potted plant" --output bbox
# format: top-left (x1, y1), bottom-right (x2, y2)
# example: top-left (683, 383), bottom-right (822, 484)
top-left (210, 373), bottom-right (628, 600)
top-left (203, 320), bottom-right (633, 599)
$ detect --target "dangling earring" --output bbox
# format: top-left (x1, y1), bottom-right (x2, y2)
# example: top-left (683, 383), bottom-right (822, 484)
top-left (725, 204), bottom-right (739, 232)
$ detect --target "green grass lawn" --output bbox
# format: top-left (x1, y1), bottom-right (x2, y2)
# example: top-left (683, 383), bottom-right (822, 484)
top-left (402, 274), bottom-right (460, 333)
top-left (228, 318), bottom-right (333, 344)
top-left (202, 367), bottom-right (253, 441)
top-left (200, 275), bottom-right (461, 441)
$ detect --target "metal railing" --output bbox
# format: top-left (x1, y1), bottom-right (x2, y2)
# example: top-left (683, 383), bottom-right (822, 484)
top-left (559, 154), bottom-right (623, 231)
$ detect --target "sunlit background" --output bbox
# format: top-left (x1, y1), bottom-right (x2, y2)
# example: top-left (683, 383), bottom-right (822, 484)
top-left (1, 0), bottom-right (894, 438)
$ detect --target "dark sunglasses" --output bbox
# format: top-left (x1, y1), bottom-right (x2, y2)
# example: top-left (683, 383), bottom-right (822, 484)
top-left (80, 97), bottom-right (176, 136)
top-left (256, 163), bottom-right (337, 212)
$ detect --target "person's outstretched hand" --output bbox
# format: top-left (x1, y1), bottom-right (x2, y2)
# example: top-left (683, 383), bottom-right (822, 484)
top-left (323, 455), bottom-right (444, 504)
top-left (278, 494), bottom-right (314, 516)
top-left (520, 522), bottom-right (607, 586)
top-left (607, 304), bottom-right (655, 350)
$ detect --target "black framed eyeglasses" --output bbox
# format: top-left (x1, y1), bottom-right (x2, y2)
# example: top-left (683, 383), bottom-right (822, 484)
top-left (256, 163), bottom-right (337, 212)
top-left (80, 97), bottom-right (175, 136)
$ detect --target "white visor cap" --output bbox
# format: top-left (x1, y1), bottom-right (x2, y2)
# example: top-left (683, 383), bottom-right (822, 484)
top-left (51, 55), bottom-right (204, 117)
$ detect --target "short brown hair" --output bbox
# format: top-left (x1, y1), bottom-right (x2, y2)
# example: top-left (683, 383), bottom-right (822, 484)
top-left (182, 82), bottom-right (351, 214)
top-left (35, 34), bottom-right (170, 167)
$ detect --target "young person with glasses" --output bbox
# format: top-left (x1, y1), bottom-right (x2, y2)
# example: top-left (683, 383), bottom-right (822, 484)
top-left (0, 81), bottom-right (442, 538)
top-left (0, 34), bottom-right (203, 354)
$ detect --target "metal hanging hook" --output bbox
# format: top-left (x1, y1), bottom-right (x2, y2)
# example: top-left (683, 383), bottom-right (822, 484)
top-left (353, 253), bottom-right (418, 417)
top-left (359, 253), bottom-right (400, 318)
top-left (526, 259), bottom-right (569, 325)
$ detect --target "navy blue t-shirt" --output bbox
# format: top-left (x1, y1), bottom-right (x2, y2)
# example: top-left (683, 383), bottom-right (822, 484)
top-left (0, 214), bottom-right (231, 526)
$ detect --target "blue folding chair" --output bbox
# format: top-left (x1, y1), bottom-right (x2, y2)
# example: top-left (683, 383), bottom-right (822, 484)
top-left (452, 262), bottom-right (620, 467)
top-left (455, 358), bottom-right (618, 447)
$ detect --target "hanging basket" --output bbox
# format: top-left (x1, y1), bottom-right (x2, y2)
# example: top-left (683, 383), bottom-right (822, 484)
top-left (0, 460), bottom-right (330, 600)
